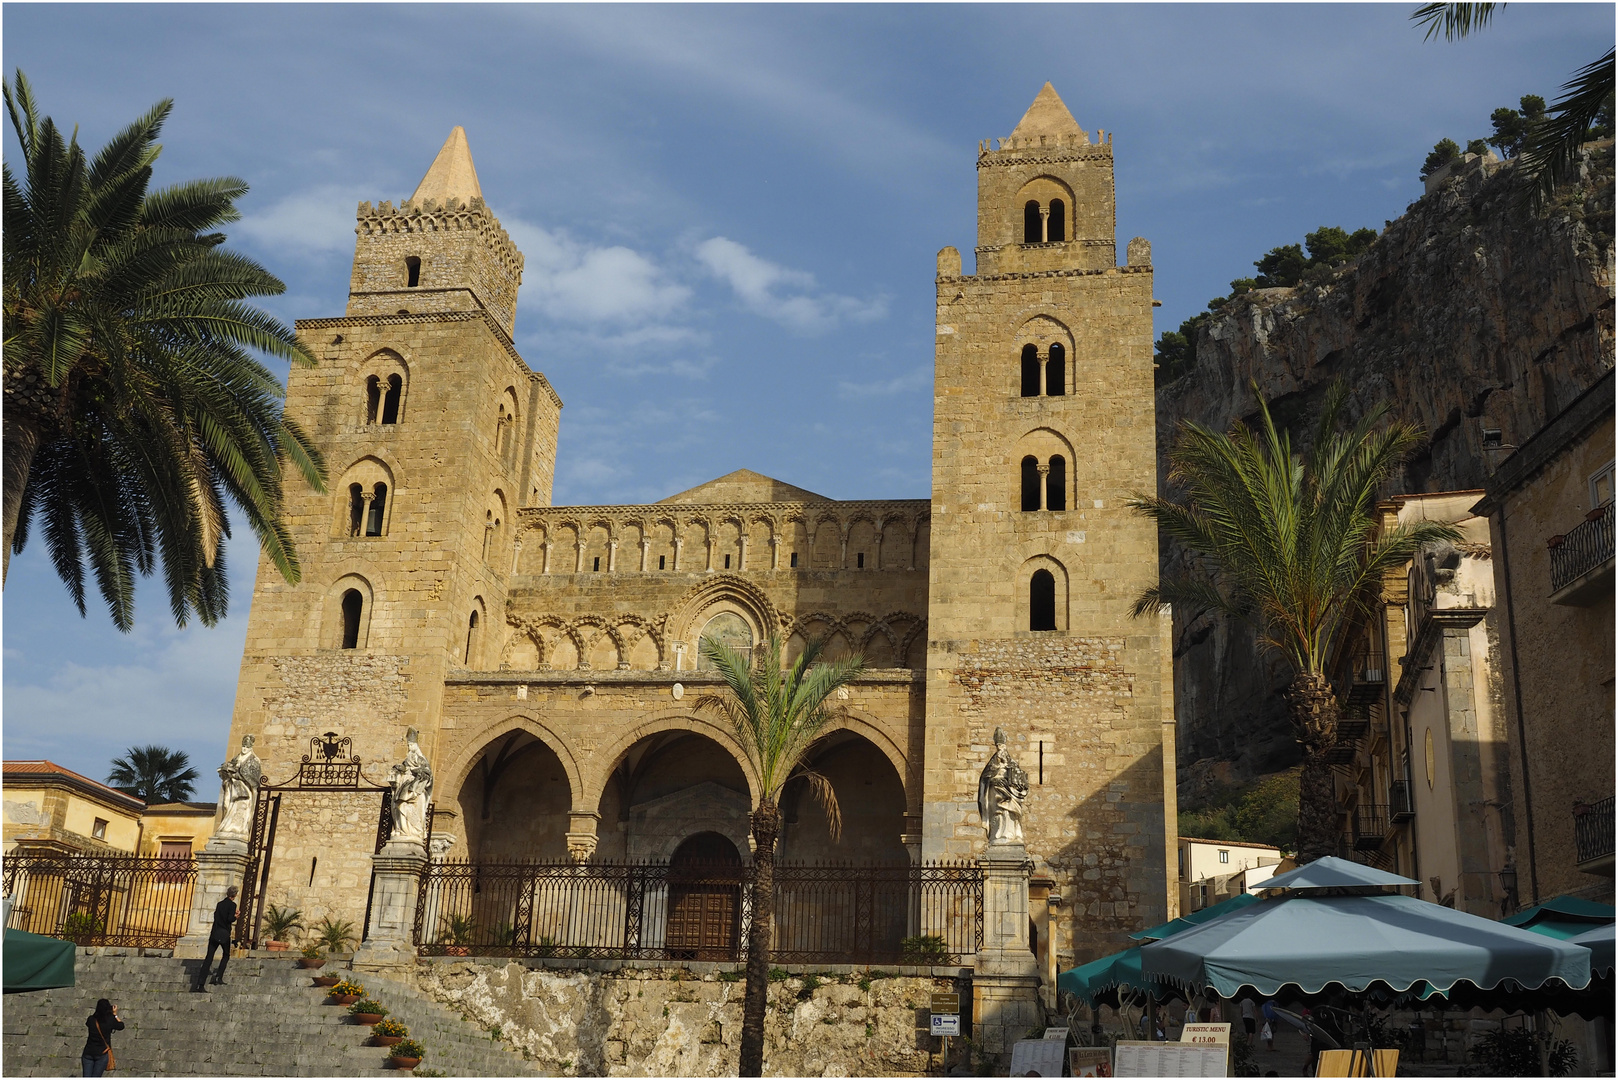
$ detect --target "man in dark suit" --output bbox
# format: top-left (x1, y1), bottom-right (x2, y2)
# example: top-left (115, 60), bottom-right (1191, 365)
top-left (192, 885), bottom-right (238, 991)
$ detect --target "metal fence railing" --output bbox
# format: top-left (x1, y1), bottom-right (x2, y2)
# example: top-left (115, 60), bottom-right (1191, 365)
top-left (1353, 805), bottom-right (1389, 850)
top-left (412, 859), bottom-right (982, 965)
top-left (1574, 796), bottom-right (1615, 868)
top-left (2, 851), bottom-right (197, 948)
top-left (1549, 501), bottom-right (1614, 593)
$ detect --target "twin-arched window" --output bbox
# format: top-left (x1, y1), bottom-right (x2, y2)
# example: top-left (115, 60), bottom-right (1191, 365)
top-left (1019, 456), bottom-right (1067, 512)
top-left (348, 482), bottom-right (389, 536)
top-left (1022, 199), bottom-right (1067, 244)
top-left (1019, 343), bottom-right (1066, 397)
top-left (365, 374), bottom-right (403, 425)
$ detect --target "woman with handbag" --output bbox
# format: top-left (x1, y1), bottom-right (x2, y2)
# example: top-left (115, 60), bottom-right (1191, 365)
top-left (82, 999), bottom-right (123, 1077)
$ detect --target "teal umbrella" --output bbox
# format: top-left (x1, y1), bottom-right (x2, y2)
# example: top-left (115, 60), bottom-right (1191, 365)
top-left (1057, 945), bottom-right (1169, 1003)
top-left (1502, 896), bottom-right (1614, 940)
top-left (1252, 855), bottom-right (1418, 892)
top-left (1568, 923), bottom-right (1614, 977)
top-left (1139, 892), bottom-right (1592, 999)
top-left (1131, 892), bottom-right (1259, 942)
top-left (3, 928), bottom-right (76, 993)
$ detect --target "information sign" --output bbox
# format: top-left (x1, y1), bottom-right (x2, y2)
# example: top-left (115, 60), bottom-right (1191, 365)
top-left (928, 992), bottom-right (960, 1037)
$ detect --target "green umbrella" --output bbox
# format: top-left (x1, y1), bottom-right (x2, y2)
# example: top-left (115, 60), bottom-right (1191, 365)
top-left (1057, 945), bottom-right (1170, 1003)
top-left (3, 928), bottom-right (76, 993)
top-left (1131, 892), bottom-right (1259, 942)
top-left (1501, 896), bottom-right (1614, 940)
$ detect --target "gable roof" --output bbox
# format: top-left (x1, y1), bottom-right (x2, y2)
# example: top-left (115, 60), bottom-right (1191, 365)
top-left (3, 760), bottom-right (146, 813)
top-left (658, 469), bottom-right (832, 505)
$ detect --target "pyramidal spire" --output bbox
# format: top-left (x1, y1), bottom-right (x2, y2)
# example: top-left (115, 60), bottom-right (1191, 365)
top-left (1008, 83), bottom-right (1087, 142)
top-left (410, 126), bottom-right (483, 204)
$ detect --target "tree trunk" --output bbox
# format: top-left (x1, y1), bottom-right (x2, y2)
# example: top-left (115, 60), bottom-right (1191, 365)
top-left (739, 800), bottom-right (780, 1077)
top-left (1286, 671), bottom-right (1341, 863)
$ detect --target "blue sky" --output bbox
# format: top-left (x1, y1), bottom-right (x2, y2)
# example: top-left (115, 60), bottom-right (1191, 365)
top-left (4, 3), bottom-right (1610, 786)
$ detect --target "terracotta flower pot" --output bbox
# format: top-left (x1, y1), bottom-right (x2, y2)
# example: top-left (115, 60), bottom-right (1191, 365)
top-left (266, 940), bottom-right (289, 951)
top-left (298, 957), bottom-right (327, 969)
top-left (313, 975), bottom-right (341, 987)
top-left (352, 1012), bottom-right (385, 1026)
top-left (373, 1035), bottom-right (404, 1047)
top-left (330, 993), bottom-right (361, 1005)
top-left (389, 1056), bottom-right (421, 1071)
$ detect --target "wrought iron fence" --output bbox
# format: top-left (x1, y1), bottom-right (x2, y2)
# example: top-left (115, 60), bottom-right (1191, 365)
top-left (1573, 796), bottom-right (1615, 867)
top-left (2, 851), bottom-right (197, 948)
top-left (413, 859), bottom-right (982, 965)
top-left (1549, 501), bottom-right (1614, 593)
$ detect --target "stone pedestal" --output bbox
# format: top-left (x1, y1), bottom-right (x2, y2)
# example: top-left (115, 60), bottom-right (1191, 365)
top-left (973, 843), bottom-right (1043, 1055)
top-left (175, 839), bottom-right (249, 959)
top-left (352, 840), bottom-right (428, 972)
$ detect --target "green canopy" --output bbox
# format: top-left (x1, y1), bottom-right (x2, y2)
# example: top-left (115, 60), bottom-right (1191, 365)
top-left (1131, 892), bottom-right (1259, 942)
top-left (1502, 896), bottom-right (1614, 940)
top-left (1057, 944), bottom-right (1170, 1003)
top-left (3, 928), bottom-right (76, 993)
top-left (1568, 923), bottom-right (1614, 978)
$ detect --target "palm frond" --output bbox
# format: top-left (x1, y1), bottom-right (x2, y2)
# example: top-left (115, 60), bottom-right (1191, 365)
top-left (1411, 2), bottom-right (1499, 42)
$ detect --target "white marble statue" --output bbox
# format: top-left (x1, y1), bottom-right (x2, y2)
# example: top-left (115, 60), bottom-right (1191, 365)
top-left (214, 735), bottom-right (263, 841)
top-left (386, 728), bottom-right (435, 844)
top-left (976, 727), bottom-right (1030, 846)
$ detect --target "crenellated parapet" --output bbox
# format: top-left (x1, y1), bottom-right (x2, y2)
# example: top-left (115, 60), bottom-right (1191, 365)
top-left (355, 196), bottom-right (524, 279)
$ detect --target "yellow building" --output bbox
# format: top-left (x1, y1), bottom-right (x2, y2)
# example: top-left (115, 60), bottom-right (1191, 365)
top-left (2, 761), bottom-right (145, 854)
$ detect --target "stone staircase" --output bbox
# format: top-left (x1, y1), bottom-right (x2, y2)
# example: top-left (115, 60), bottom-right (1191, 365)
top-left (1, 951), bottom-right (543, 1076)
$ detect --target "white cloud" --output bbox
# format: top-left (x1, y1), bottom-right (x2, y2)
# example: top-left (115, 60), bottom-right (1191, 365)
top-left (695, 236), bottom-right (887, 334)
top-left (236, 184), bottom-right (373, 255)
top-left (506, 219), bottom-right (690, 325)
top-left (838, 365), bottom-right (931, 400)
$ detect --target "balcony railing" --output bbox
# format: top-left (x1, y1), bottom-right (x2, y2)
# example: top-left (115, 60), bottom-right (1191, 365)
top-left (1353, 805), bottom-right (1389, 850)
top-left (1573, 796), bottom-right (1615, 872)
top-left (1389, 779), bottom-right (1415, 823)
top-left (1549, 501), bottom-right (1614, 598)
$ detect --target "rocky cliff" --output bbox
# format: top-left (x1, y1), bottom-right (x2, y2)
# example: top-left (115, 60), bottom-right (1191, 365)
top-left (1157, 143), bottom-right (1615, 795)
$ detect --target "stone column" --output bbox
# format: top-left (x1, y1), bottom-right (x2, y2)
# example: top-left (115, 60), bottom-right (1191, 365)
top-left (705, 538), bottom-right (715, 572)
top-left (1036, 463), bottom-right (1050, 510)
top-left (352, 839), bottom-right (428, 972)
top-left (542, 541), bottom-right (552, 574)
top-left (175, 838), bottom-right (250, 959)
top-left (674, 538), bottom-right (684, 571)
top-left (640, 539), bottom-right (650, 572)
top-left (973, 843), bottom-right (1043, 1057)
top-left (608, 539), bottom-right (618, 572)
top-left (566, 811), bottom-right (601, 862)
top-left (771, 536), bottom-right (781, 570)
top-left (738, 534), bottom-right (748, 571)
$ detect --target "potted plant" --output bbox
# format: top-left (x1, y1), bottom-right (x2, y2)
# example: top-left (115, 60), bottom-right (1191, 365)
top-left (313, 915), bottom-right (358, 958)
top-left (349, 999), bottom-right (388, 1026)
top-left (263, 903), bottom-right (304, 951)
top-left (299, 944), bottom-right (327, 970)
top-left (438, 913), bottom-right (476, 956)
top-left (328, 978), bottom-right (366, 1006)
top-left (61, 911), bottom-right (106, 945)
top-left (372, 1017), bottom-right (409, 1047)
top-left (388, 1039), bottom-right (425, 1071)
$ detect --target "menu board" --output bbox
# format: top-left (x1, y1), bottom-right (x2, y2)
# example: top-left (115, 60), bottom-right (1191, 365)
top-left (1112, 1041), bottom-right (1228, 1077)
top-left (1008, 1038), bottom-right (1067, 1077)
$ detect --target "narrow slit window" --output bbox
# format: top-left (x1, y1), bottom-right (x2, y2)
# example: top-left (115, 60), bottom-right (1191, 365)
top-left (1048, 199), bottom-right (1066, 243)
top-left (790, 552), bottom-right (799, 568)
top-left (1046, 456), bottom-right (1067, 512)
top-left (340, 589), bottom-right (363, 649)
top-left (1030, 570), bottom-right (1056, 631)
top-left (1021, 456), bottom-right (1042, 512)
top-left (593, 556), bottom-right (601, 572)
top-left (659, 554), bottom-right (666, 570)
top-left (1046, 343), bottom-right (1066, 396)
top-left (365, 375), bottom-right (381, 424)
top-left (1023, 200), bottom-right (1042, 244)
top-left (365, 483), bottom-right (387, 536)
top-left (1021, 344), bottom-right (1041, 397)
top-left (464, 610), bottom-right (479, 665)
top-left (381, 375), bottom-right (402, 424)
top-left (405, 256), bottom-right (421, 288)
top-left (856, 552), bottom-right (865, 569)
top-left (724, 554), bottom-right (732, 569)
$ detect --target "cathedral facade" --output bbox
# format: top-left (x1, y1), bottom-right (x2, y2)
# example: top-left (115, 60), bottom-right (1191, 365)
top-left (222, 85), bottom-right (1176, 969)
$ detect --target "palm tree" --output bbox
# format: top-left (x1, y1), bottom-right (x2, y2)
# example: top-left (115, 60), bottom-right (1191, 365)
top-left (695, 633), bottom-right (865, 1077)
top-left (108, 744), bottom-right (199, 803)
top-left (1128, 383), bottom-right (1459, 863)
top-left (1412, 3), bottom-right (1614, 207)
top-left (3, 70), bottom-right (325, 630)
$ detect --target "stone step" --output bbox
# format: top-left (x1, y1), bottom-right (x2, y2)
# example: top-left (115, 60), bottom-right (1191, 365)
top-left (2, 952), bottom-right (542, 1077)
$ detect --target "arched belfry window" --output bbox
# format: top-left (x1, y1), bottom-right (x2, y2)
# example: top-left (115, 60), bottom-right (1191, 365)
top-left (1046, 343), bottom-right (1066, 397)
top-left (405, 256), bottom-right (421, 288)
top-left (1048, 199), bottom-right (1066, 243)
top-left (366, 483), bottom-right (387, 536)
top-left (1024, 201), bottom-right (1042, 245)
top-left (365, 376), bottom-right (381, 424)
top-left (381, 375), bottom-right (402, 424)
top-left (340, 590), bottom-right (364, 649)
top-left (1020, 345), bottom-right (1041, 397)
top-left (1030, 571), bottom-right (1056, 631)
top-left (1021, 456), bottom-right (1042, 512)
top-left (1046, 456), bottom-right (1067, 512)
top-left (348, 484), bottom-right (365, 536)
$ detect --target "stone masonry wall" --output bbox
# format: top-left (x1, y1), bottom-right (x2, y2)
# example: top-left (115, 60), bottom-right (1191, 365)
top-left (412, 961), bottom-right (973, 1078)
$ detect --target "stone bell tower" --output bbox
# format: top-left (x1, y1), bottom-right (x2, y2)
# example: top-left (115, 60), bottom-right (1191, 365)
top-left (219, 127), bottom-right (562, 932)
top-left (922, 85), bottom-right (1178, 1027)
